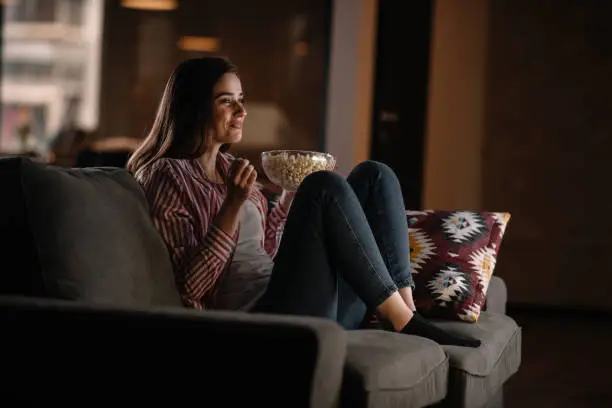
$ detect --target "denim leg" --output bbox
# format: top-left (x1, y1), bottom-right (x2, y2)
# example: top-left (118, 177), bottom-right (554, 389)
top-left (347, 161), bottom-right (413, 289)
top-left (253, 171), bottom-right (398, 329)
top-left (337, 161), bottom-right (414, 329)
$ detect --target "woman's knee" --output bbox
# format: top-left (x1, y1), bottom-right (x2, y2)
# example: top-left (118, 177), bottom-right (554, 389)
top-left (350, 160), bottom-right (397, 182)
top-left (300, 170), bottom-right (350, 195)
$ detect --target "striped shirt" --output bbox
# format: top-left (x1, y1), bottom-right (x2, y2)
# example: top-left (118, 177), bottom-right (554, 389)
top-left (135, 152), bottom-right (288, 310)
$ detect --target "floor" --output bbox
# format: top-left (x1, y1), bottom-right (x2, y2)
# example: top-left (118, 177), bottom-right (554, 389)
top-left (503, 307), bottom-right (612, 407)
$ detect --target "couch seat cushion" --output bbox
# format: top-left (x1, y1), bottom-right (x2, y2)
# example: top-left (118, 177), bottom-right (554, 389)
top-left (342, 330), bottom-right (448, 408)
top-left (431, 311), bottom-right (522, 407)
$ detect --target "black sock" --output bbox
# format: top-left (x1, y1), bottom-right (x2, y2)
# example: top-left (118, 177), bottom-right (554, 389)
top-left (400, 312), bottom-right (481, 348)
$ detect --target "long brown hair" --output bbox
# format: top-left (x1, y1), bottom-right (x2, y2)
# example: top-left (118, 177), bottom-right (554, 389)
top-left (126, 57), bottom-right (238, 176)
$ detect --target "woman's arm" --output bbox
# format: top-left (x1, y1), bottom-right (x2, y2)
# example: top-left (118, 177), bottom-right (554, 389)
top-left (213, 199), bottom-right (243, 238)
top-left (264, 190), bottom-right (294, 259)
top-left (215, 158), bottom-right (255, 237)
top-left (140, 160), bottom-right (238, 309)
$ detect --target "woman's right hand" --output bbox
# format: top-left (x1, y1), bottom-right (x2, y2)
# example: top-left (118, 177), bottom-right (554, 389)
top-left (225, 158), bottom-right (257, 207)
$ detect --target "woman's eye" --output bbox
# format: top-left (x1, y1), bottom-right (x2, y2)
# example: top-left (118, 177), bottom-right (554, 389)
top-left (220, 99), bottom-right (231, 105)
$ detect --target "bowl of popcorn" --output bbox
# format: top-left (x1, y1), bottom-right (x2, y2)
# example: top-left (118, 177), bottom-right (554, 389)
top-left (261, 150), bottom-right (337, 192)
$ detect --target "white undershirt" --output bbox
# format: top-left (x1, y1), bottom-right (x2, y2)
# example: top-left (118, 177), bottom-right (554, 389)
top-left (214, 199), bottom-right (274, 311)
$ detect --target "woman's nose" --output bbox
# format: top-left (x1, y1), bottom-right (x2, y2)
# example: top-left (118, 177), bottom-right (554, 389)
top-left (234, 101), bottom-right (247, 116)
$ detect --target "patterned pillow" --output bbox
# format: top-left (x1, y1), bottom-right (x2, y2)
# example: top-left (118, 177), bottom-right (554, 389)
top-left (407, 210), bottom-right (511, 323)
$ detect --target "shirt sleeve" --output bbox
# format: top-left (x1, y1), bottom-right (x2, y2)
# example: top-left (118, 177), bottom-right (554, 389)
top-left (140, 160), bottom-right (237, 309)
top-left (264, 196), bottom-right (289, 259)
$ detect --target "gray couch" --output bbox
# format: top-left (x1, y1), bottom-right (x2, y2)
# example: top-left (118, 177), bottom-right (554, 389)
top-left (0, 156), bottom-right (521, 407)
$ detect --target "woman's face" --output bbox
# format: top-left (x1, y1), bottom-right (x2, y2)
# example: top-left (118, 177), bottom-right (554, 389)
top-left (209, 72), bottom-right (247, 145)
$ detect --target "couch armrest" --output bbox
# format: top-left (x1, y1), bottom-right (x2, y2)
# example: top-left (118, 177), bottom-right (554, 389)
top-left (485, 276), bottom-right (508, 315)
top-left (0, 296), bottom-right (346, 408)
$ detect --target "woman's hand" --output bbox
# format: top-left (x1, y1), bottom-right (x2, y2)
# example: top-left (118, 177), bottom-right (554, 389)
top-left (226, 158), bottom-right (257, 207)
top-left (214, 158), bottom-right (257, 236)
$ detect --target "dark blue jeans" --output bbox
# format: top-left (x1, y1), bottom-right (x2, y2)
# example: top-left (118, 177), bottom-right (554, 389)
top-left (253, 161), bottom-right (413, 330)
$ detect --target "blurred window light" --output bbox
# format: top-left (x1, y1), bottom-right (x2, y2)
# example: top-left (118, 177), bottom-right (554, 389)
top-left (3, 0), bottom-right (57, 22)
top-left (178, 36), bottom-right (221, 53)
top-left (1, 0), bottom-right (104, 156)
top-left (121, 0), bottom-right (177, 11)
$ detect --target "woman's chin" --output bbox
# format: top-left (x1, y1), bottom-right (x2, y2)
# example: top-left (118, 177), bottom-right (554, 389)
top-left (225, 130), bottom-right (243, 144)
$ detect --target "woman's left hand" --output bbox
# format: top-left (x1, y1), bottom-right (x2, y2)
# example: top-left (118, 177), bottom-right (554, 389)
top-left (279, 190), bottom-right (296, 213)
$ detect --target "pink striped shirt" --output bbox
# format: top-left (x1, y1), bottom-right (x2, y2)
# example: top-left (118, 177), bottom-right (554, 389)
top-left (135, 152), bottom-right (288, 310)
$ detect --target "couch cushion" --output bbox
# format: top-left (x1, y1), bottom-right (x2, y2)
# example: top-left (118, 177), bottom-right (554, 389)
top-left (0, 157), bottom-right (182, 308)
top-left (342, 330), bottom-right (448, 408)
top-left (431, 312), bottom-right (522, 407)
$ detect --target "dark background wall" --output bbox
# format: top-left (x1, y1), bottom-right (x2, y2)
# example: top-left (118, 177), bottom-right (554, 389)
top-left (369, 0), bottom-right (434, 210)
top-left (483, 0), bottom-right (612, 310)
top-left (424, 0), bottom-right (612, 311)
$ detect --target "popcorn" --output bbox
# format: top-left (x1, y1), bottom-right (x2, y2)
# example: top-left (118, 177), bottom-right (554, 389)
top-left (262, 150), bottom-right (336, 191)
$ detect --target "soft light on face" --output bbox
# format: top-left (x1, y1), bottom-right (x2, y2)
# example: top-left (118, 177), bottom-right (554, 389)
top-left (209, 73), bottom-right (247, 145)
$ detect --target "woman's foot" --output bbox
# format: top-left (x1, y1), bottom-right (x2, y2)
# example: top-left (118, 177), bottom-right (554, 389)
top-left (400, 312), bottom-right (481, 348)
top-left (398, 287), bottom-right (417, 312)
top-left (377, 292), bottom-right (480, 347)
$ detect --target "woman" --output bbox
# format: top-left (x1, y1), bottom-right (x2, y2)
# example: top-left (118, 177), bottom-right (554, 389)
top-left (127, 57), bottom-right (480, 347)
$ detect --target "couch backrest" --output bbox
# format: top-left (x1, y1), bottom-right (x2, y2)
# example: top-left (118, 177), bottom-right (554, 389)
top-left (0, 156), bottom-right (182, 308)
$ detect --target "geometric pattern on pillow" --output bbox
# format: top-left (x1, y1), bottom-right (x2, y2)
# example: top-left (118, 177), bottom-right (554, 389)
top-left (406, 210), bottom-right (511, 323)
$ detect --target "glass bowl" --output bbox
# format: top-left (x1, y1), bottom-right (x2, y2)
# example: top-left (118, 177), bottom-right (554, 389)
top-left (261, 150), bottom-right (337, 192)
